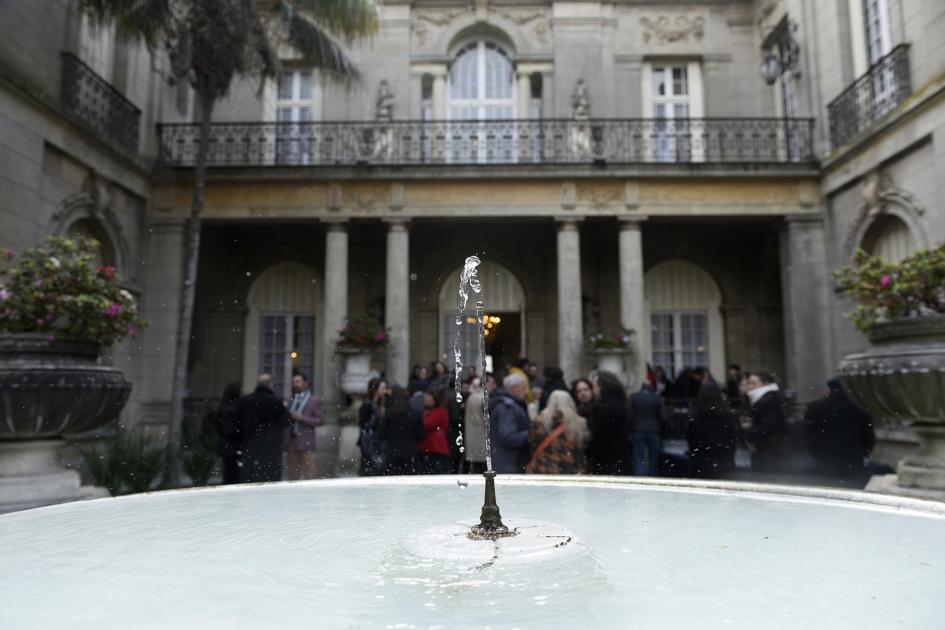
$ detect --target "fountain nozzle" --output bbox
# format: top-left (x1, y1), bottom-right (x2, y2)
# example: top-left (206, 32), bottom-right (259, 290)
top-left (469, 471), bottom-right (516, 540)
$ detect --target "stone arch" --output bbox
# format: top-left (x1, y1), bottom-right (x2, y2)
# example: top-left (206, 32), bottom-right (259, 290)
top-left (644, 259), bottom-right (725, 379)
top-left (432, 14), bottom-right (533, 58)
top-left (845, 176), bottom-right (929, 258)
top-left (50, 192), bottom-right (129, 276)
top-left (241, 262), bottom-right (321, 397)
top-left (860, 214), bottom-right (918, 263)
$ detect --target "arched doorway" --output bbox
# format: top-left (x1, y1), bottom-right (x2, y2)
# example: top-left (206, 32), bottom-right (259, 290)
top-left (644, 260), bottom-right (725, 379)
top-left (438, 261), bottom-right (525, 375)
top-left (242, 263), bottom-right (320, 399)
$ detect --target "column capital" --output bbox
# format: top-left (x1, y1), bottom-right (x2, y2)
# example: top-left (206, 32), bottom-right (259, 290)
top-left (617, 215), bottom-right (648, 230)
top-left (383, 218), bottom-right (411, 230)
top-left (321, 218), bottom-right (349, 231)
top-left (555, 217), bottom-right (584, 231)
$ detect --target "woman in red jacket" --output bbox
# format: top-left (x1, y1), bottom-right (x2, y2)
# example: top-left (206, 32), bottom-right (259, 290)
top-left (417, 387), bottom-right (450, 474)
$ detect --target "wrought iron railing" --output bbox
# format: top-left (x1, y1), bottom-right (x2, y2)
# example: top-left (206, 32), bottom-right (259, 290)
top-left (157, 117), bottom-right (815, 167)
top-left (827, 44), bottom-right (911, 149)
top-left (60, 52), bottom-right (141, 151)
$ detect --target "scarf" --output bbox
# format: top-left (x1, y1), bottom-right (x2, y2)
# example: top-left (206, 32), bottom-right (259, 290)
top-left (290, 390), bottom-right (311, 435)
top-left (748, 383), bottom-right (779, 406)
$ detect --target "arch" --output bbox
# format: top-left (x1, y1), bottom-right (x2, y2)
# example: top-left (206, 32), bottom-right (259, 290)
top-left (242, 262), bottom-right (321, 398)
top-left (437, 261), bottom-right (526, 374)
top-left (432, 14), bottom-right (531, 59)
top-left (861, 214), bottom-right (917, 263)
top-left (65, 217), bottom-right (117, 269)
top-left (844, 176), bottom-right (929, 257)
top-left (644, 260), bottom-right (725, 380)
top-left (50, 192), bottom-right (129, 276)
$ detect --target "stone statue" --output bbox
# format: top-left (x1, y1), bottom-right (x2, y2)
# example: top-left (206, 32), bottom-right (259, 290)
top-left (571, 79), bottom-right (590, 120)
top-left (375, 80), bottom-right (394, 122)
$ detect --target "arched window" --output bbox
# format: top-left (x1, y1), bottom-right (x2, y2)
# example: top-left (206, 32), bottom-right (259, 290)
top-left (861, 215), bottom-right (917, 263)
top-left (448, 42), bottom-right (515, 120)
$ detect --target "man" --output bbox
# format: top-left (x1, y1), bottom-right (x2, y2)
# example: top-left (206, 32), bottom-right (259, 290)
top-left (285, 372), bottom-right (326, 480)
top-left (724, 364), bottom-right (743, 407)
top-left (630, 382), bottom-right (668, 476)
top-left (238, 374), bottom-right (291, 483)
top-left (743, 371), bottom-right (789, 474)
top-left (488, 373), bottom-right (531, 473)
top-left (804, 378), bottom-right (875, 480)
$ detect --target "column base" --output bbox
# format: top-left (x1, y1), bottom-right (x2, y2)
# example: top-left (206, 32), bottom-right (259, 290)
top-left (0, 470), bottom-right (109, 514)
top-left (865, 474), bottom-right (945, 502)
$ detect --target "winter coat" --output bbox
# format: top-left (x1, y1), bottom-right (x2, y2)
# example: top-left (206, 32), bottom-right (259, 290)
top-left (488, 389), bottom-right (531, 473)
top-left (527, 419), bottom-right (586, 474)
top-left (804, 381), bottom-right (875, 476)
top-left (215, 400), bottom-right (241, 457)
top-left (748, 389), bottom-right (790, 473)
top-left (418, 406), bottom-right (450, 456)
top-left (630, 389), bottom-right (668, 434)
top-left (587, 395), bottom-right (632, 475)
top-left (237, 385), bottom-right (291, 482)
top-left (380, 407), bottom-right (425, 461)
top-left (686, 412), bottom-right (738, 478)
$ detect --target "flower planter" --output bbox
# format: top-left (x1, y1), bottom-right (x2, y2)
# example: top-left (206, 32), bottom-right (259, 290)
top-left (338, 350), bottom-right (377, 397)
top-left (589, 348), bottom-right (633, 386)
top-left (838, 316), bottom-right (945, 491)
top-left (0, 333), bottom-right (129, 511)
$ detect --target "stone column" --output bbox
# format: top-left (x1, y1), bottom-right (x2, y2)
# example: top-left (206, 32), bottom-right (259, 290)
top-left (432, 68), bottom-right (448, 120)
top-left (618, 217), bottom-right (647, 389)
top-left (385, 219), bottom-right (410, 387)
top-left (321, 220), bottom-right (349, 404)
top-left (557, 219), bottom-right (584, 382)
top-left (516, 71), bottom-right (532, 119)
top-left (780, 215), bottom-right (832, 402)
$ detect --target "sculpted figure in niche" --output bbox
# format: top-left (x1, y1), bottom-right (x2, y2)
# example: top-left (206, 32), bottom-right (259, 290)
top-left (571, 79), bottom-right (590, 120)
top-left (375, 80), bottom-right (394, 122)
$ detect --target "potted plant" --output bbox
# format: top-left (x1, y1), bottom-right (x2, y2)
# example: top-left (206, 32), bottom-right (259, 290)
top-left (835, 244), bottom-right (945, 493)
top-left (335, 315), bottom-right (387, 397)
top-left (0, 236), bottom-right (145, 510)
top-left (587, 327), bottom-right (635, 384)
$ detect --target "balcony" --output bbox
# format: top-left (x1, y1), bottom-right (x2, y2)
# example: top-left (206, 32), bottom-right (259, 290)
top-left (60, 52), bottom-right (141, 151)
top-left (157, 118), bottom-right (815, 169)
top-left (827, 44), bottom-right (911, 149)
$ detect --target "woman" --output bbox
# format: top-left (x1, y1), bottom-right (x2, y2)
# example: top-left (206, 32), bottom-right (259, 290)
top-left (417, 387), bottom-right (450, 474)
top-left (358, 378), bottom-right (387, 476)
top-left (430, 360), bottom-right (450, 390)
top-left (571, 378), bottom-right (596, 419)
top-left (526, 390), bottom-right (590, 474)
top-left (215, 383), bottom-right (242, 484)
top-left (653, 366), bottom-right (672, 397)
top-left (379, 386), bottom-right (425, 475)
top-left (463, 380), bottom-right (487, 473)
top-left (686, 383), bottom-right (738, 478)
top-left (586, 371), bottom-right (632, 475)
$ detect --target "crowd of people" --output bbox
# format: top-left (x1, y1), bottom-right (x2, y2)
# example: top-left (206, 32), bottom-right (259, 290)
top-left (208, 358), bottom-right (879, 486)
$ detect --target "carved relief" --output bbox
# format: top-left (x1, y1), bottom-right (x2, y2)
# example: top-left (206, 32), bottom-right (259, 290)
top-left (413, 8), bottom-right (465, 46)
top-left (639, 15), bottom-right (705, 44)
top-left (844, 171), bottom-right (928, 252)
top-left (344, 185), bottom-right (389, 214)
top-left (494, 8), bottom-right (552, 45)
top-left (577, 185), bottom-right (621, 211)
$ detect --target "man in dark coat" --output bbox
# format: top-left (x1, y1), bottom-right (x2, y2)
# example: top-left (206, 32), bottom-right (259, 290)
top-left (238, 374), bottom-right (291, 483)
top-left (804, 378), bottom-right (875, 479)
top-left (630, 382), bottom-right (668, 476)
top-left (745, 371), bottom-right (790, 474)
top-left (488, 373), bottom-right (531, 473)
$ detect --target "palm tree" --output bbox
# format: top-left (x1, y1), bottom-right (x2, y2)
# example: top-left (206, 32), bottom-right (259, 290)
top-left (79, 0), bottom-right (378, 486)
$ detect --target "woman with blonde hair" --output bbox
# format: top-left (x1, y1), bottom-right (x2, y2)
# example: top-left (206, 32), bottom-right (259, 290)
top-left (526, 389), bottom-right (590, 474)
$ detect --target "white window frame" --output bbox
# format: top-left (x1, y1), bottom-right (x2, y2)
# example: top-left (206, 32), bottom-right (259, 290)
top-left (275, 69), bottom-right (321, 165)
top-left (259, 312), bottom-right (316, 400)
top-left (641, 61), bottom-right (704, 162)
top-left (862, 0), bottom-right (897, 117)
top-left (649, 311), bottom-right (710, 379)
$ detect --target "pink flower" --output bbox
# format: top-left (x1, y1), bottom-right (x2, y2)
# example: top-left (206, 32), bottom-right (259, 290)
top-left (105, 303), bottom-right (121, 317)
top-left (0, 288), bottom-right (8, 301)
top-left (127, 324), bottom-right (136, 337)
top-left (45, 313), bottom-right (55, 323)
top-left (880, 274), bottom-right (891, 288)
top-left (375, 332), bottom-right (385, 341)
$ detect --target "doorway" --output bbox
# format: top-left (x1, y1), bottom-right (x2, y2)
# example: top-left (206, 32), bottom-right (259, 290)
top-left (483, 311), bottom-right (522, 374)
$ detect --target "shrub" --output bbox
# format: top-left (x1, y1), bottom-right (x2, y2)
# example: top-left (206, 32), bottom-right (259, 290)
top-left (80, 427), bottom-right (165, 496)
top-left (336, 314), bottom-right (387, 352)
top-left (833, 244), bottom-right (945, 331)
top-left (0, 236), bottom-right (146, 346)
top-left (587, 327), bottom-right (635, 351)
top-left (180, 435), bottom-right (217, 487)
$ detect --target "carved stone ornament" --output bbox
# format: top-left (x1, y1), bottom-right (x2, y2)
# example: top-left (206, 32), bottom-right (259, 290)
top-left (414, 8), bottom-right (465, 46)
top-left (571, 79), bottom-right (590, 120)
top-left (494, 8), bottom-right (551, 46)
top-left (344, 185), bottom-right (389, 214)
top-left (844, 171), bottom-right (928, 252)
top-left (640, 15), bottom-right (706, 44)
top-left (375, 80), bottom-right (394, 122)
top-left (578, 185), bottom-right (621, 211)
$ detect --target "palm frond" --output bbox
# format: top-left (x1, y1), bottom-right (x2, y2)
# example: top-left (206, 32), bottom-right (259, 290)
top-left (282, 0), bottom-right (378, 44)
top-left (277, 2), bottom-right (364, 84)
top-left (78, 0), bottom-right (175, 49)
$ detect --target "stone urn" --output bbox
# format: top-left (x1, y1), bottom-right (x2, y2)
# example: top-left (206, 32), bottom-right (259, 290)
top-left (838, 316), bottom-right (945, 495)
top-left (334, 348), bottom-right (379, 477)
top-left (590, 348), bottom-right (633, 387)
top-left (0, 333), bottom-right (131, 511)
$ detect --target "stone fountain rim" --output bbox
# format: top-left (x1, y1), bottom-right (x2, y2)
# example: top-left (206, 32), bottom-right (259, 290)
top-left (7, 475), bottom-right (945, 520)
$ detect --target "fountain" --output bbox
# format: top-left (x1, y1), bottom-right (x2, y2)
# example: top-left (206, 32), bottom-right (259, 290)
top-left (1, 256), bottom-right (945, 627)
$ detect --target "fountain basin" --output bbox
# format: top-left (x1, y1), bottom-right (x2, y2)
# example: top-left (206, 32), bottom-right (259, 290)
top-left (0, 476), bottom-right (943, 629)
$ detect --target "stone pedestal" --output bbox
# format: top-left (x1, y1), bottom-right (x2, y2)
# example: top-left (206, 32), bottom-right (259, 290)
top-left (0, 440), bottom-right (108, 514)
top-left (865, 474), bottom-right (945, 502)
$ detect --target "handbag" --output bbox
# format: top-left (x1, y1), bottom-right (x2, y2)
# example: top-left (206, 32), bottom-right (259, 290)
top-left (526, 423), bottom-right (566, 473)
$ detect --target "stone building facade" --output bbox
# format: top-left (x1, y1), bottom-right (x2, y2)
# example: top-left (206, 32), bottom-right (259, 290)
top-left (1, 0), bottom-right (943, 470)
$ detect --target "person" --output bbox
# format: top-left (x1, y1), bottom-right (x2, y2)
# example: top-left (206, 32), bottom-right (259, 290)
top-left (586, 371), bottom-right (632, 475)
top-left (744, 371), bottom-right (789, 474)
top-left (724, 364), bottom-right (743, 406)
top-left (804, 378), bottom-right (876, 480)
top-left (571, 378), bottom-right (596, 419)
top-left (447, 379), bottom-right (466, 473)
top-left (238, 374), bottom-right (291, 483)
top-left (379, 386), bottom-right (426, 475)
top-left (508, 358), bottom-right (533, 404)
top-left (463, 380), bottom-right (487, 473)
top-left (686, 383), bottom-right (738, 478)
top-left (407, 364), bottom-right (430, 396)
top-left (429, 360), bottom-right (450, 390)
top-left (527, 363), bottom-right (544, 389)
top-left (489, 373), bottom-right (532, 473)
top-left (215, 383), bottom-right (242, 485)
top-left (653, 366), bottom-right (672, 397)
top-left (358, 378), bottom-right (387, 476)
top-left (538, 367), bottom-right (569, 412)
top-left (630, 382), bottom-right (668, 476)
top-left (285, 372), bottom-right (325, 481)
top-left (527, 385), bottom-right (542, 421)
top-left (526, 390), bottom-right (589, 474)
top-left (417, 387), bottom-right (450, 474)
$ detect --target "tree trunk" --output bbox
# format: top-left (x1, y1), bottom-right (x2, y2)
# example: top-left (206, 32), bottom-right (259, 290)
top-left (165, 92), bottom-right (214, 487)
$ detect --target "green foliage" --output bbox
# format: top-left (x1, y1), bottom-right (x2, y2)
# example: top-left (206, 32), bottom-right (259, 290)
top-left (0, 237), bottom-right (146, 346)
top-left (80, 427), bottom-right (166, 496)
top-left (833, 244), bottom-right (945, 331)
top-left (587, 327), bottom-right (635, 351)
top-left (180, 433), bottom-right (218, 487)
top-left (337, 314), bottom-right (388, 352)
